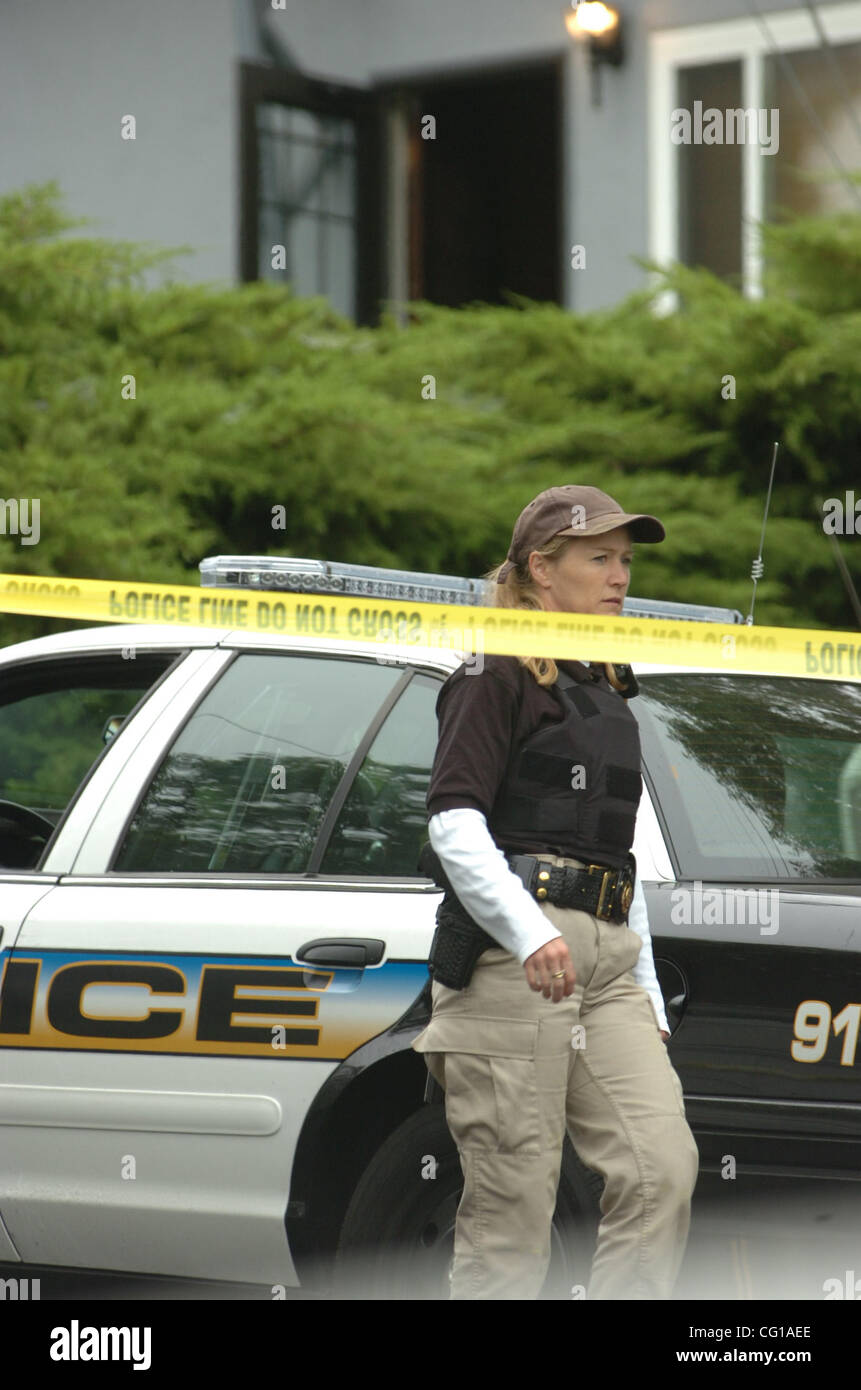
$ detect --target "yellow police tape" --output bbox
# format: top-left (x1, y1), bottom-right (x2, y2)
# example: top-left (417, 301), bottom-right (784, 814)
top-left (0, 571), bottom-right (860, 680)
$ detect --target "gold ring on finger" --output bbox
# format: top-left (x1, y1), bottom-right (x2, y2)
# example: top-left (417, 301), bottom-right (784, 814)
top-left (552, 970), bottom-right (565, 979)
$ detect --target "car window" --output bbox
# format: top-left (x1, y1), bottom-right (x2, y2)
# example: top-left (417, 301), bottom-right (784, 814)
top-left (635, 674), bottom-right (861, 880)
top-left (113, 653), bottom-right (404, 874)
top-left (0, 653), bottom-right (178, 871)
top-left (320, 672), bottom-right (441, 876)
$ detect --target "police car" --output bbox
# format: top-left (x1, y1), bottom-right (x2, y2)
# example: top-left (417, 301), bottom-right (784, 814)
top-left (0, 557), bottom-right (859, 1299)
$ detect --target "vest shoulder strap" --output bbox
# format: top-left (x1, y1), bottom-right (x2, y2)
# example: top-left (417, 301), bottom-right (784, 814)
top-left (555, 663), bottom-right (639, 699)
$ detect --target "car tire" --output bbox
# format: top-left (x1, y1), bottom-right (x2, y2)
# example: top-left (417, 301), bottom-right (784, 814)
top-left (333, 1105), bottom-right (603, 1300)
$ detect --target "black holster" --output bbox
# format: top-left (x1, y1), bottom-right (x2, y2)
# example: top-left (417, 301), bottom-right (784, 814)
top-left (428, 893), bottom-right (498, 989)
top-left (419, 840), bottom-right (498, 990)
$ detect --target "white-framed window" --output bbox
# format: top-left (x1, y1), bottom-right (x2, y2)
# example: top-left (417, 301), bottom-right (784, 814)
top-left (649, 4), bottom-right (861, 297)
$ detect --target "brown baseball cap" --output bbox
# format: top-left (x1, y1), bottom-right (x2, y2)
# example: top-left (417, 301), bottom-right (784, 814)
top-left (497, 484), bottom-right (665, 582)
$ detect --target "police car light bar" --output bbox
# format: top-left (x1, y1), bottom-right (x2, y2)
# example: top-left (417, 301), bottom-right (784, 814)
top-left (199, 556), bottom-right (489, 606)
top-left (199, 557), bottom-right (744, 624)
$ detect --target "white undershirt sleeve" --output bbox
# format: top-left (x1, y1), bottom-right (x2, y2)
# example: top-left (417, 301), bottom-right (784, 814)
top-left (427, 808), bottom-right (563, 965)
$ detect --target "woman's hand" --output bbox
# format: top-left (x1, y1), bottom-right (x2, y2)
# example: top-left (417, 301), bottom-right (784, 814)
top-left (524, 938), bottom-right (576, 1002)
top-left (660, 1030), bottom-right (670, 1044)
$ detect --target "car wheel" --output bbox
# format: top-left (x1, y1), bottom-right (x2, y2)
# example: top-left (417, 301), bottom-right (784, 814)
top-left (334, 1105), bottom-right (603, 1300)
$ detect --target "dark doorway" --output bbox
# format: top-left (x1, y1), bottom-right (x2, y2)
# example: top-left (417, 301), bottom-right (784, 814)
top-left (397, 58), bottom-right (563, 307)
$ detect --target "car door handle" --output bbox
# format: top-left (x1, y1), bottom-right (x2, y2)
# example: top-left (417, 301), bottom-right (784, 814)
top-left (295, 937), bottom-right (386, 968)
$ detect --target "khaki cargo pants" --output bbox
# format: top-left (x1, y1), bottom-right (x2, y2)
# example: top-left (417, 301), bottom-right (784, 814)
top-left (411, 854), bottom-right (700, 1300)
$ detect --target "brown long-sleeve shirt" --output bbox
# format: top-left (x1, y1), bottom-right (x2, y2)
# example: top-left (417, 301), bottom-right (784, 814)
top-left (426, 653), bottom-right (613, 855)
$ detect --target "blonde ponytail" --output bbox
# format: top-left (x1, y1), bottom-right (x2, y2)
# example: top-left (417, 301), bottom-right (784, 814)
top-left (484, 533), bottom-right (573, 687)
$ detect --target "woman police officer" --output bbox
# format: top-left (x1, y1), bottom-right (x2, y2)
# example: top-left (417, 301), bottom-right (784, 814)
top-left (411, 484), bottom-right (700, 1300)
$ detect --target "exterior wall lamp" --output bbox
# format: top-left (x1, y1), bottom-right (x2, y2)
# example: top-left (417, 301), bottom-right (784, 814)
top-left (564, 3), bottom-right (624, 108)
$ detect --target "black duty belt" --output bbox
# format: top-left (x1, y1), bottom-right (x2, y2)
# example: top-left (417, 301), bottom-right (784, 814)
top-left (506, 853), bottom-right (636, 924)
top-left (419, 839), bottom-right (637, 991)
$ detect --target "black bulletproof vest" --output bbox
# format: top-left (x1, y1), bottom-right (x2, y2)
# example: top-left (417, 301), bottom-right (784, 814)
top-left (487, 666), bottom-right (642, 870)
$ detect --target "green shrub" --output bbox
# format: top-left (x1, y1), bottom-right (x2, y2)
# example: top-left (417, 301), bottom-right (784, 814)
top-left (0, 181), bottom-right (859, 650)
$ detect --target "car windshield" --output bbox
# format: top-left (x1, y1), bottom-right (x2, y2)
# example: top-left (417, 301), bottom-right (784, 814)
top-left (634, 675), bottom-right (861, 881)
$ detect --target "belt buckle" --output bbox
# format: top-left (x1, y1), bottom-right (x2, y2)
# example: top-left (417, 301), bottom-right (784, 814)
top-left (586, 863), bottom-right (614, 919)
top-left (618, 867), bottom-right (634, 918)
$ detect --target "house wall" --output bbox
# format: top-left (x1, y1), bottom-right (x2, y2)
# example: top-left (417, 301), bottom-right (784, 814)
top-left (0, 0), bottom-right (823, 306)
top-left (0, 0), bottom-right (237, 284)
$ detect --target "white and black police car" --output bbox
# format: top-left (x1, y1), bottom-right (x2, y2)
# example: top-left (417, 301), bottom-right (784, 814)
top-left (0, 556), bottom-right (859, 1298)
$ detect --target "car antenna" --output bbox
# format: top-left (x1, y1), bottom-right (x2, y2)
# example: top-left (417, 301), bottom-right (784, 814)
top-left (746, 441), bottom-right (779, 626)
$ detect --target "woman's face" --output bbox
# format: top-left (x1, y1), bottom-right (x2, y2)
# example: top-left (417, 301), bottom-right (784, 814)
top-left (528, 526), bottom-right (633, 615)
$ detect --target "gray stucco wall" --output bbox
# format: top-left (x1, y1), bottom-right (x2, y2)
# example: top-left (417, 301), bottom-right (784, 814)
top-left (1, 0), bottom-right (237, 285)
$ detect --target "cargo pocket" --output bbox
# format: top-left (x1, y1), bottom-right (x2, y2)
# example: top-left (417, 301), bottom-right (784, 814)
top-left (415, 1016), bottom-right (542, 1156)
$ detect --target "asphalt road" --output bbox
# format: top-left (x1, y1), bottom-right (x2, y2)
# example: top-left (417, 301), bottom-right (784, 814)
top-left (3, 1171), bottom-right (859, 1302)
top-left (674, 1171), bottom-right (861, 1302)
